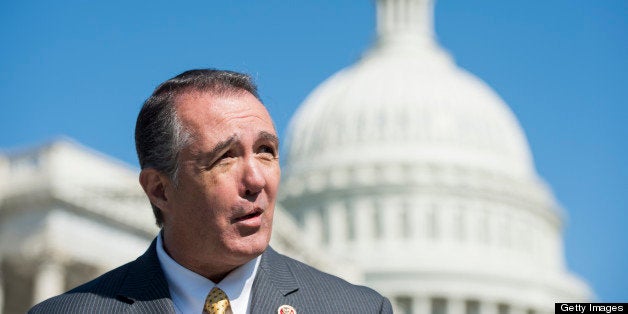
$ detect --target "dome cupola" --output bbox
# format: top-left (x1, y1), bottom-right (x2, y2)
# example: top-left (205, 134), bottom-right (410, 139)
top-left (283, 0), bottom-right (541, 205)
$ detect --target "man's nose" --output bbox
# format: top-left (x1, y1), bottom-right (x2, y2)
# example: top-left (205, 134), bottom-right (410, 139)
top-left (242, 158), bottom-right (266, 196)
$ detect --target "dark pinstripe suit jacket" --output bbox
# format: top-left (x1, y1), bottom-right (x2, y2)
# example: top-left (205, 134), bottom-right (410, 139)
top-left (29, 239), bottom-right (392, 313)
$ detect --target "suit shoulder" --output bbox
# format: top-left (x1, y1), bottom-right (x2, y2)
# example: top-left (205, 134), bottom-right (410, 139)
top-left (267, 248), bottom-right (392, 312)
top-left (28, 261), bottom-right (133, 313)
top-left (69, 259), bottom-right (133, 294)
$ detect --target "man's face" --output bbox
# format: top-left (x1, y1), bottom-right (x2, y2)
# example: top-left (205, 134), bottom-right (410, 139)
top-left (163, 90), bottom-right (280, 271)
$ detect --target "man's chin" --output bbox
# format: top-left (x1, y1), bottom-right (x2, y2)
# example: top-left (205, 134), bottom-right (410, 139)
top-left (227, 234), bottom-right (270, 260)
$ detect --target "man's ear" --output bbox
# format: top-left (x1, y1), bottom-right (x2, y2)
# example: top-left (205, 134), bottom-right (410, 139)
top-left (139, 168), bottom-right (171, 212)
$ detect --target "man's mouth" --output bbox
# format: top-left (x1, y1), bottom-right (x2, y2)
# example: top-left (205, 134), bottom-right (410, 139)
top-left (233, 208), bottom-right (263, 223)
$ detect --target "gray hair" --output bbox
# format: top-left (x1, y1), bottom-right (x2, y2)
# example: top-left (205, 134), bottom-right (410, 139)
top-left (135, 69), bottom-right (260, 227)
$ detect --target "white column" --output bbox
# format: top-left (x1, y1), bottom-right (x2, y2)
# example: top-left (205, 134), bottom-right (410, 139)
top-left (304, 209), bottom-right (322, 247)
top-left (328, 202), bottom-right (347, 251)
top-left (383, 198), bottom-right (400, 242)
top-left (33, 260), bottom-right (65, 304)
top-left (441, 202), bottom-right (454, 242)
top-left (413, 198), bottom-right (428, 241)
top-left (412, 295), bottom-right (430, 314)
top-left (355, 199), bottom-right (374, 247)
top-left (468, 202), bottom-right (480, 243)
top-left (449, 296), bottom-right (465, 314)
top-left (481, 301), bottom-right (499, 314)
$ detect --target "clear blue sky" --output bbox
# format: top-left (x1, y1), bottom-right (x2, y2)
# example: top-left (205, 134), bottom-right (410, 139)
top-left (1, 0), bottom-right (626, 302)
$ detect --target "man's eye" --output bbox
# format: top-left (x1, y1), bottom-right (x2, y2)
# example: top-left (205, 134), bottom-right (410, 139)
top-left (259, 145), bottom-right (276, 156)
top-left (218, 151), bottom-right (235, 160)
top-left (211, 151), bottom-right (234, 167)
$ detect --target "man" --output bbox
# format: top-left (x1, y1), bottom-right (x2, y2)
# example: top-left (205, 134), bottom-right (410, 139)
top-left (30, 69), bottom-right (392, 313)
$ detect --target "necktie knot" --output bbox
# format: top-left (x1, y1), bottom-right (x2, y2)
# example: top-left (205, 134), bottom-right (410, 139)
top-left (203, 287), bottom-right (231, 314)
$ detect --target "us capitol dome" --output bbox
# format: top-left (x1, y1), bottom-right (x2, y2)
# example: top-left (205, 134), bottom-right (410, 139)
top-left (279, 0), bottom-right (591, 313)
top-left (0, 0), bottom-right (593, 312)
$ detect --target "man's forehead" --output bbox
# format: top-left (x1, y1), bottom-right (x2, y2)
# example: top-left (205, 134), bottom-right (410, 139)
top-left (174, 89), bottom-right (276, 142)
top-left (174, 88), bottom-right (259, 109)
top-left (175, 89), bottom-right (272, 122)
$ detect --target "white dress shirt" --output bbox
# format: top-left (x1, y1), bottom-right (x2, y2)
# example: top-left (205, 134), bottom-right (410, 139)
top-left (156, 233), bottom-right (260, 314)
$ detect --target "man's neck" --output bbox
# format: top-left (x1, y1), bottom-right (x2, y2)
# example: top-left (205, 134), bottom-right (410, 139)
top-left (155, 233), bottom-right (262, 314)
top-left (162, 237), bottom-right (229, 282)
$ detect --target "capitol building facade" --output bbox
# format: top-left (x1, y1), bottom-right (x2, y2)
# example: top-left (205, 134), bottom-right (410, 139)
top-left (0, 0), bottom-right (590, 313)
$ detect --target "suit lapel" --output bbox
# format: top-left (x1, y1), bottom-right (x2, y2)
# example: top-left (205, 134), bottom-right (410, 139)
top-left (249, 247), bottom-right (299, 313)
top-left (117, 239), bottom-right (176, 313)
top-left (112, 242), bottom-right (296, 313)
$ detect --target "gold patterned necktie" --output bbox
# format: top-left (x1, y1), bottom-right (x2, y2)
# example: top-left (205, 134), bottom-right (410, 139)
top-left (203, 287), bottom-right (232, 314)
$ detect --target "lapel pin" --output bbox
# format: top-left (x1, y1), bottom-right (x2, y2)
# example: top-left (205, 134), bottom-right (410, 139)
top-left (277, 304), bottom-right (296, 314)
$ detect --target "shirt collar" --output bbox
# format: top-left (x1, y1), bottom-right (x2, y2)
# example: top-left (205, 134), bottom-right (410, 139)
top-left (155, 232), bottom-right (260, 314)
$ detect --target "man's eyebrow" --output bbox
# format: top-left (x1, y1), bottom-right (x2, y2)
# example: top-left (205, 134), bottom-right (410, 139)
top-left (258, 131), bottom-right (279, 147)
top-left (197, 135), bottom-right (238, 163)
